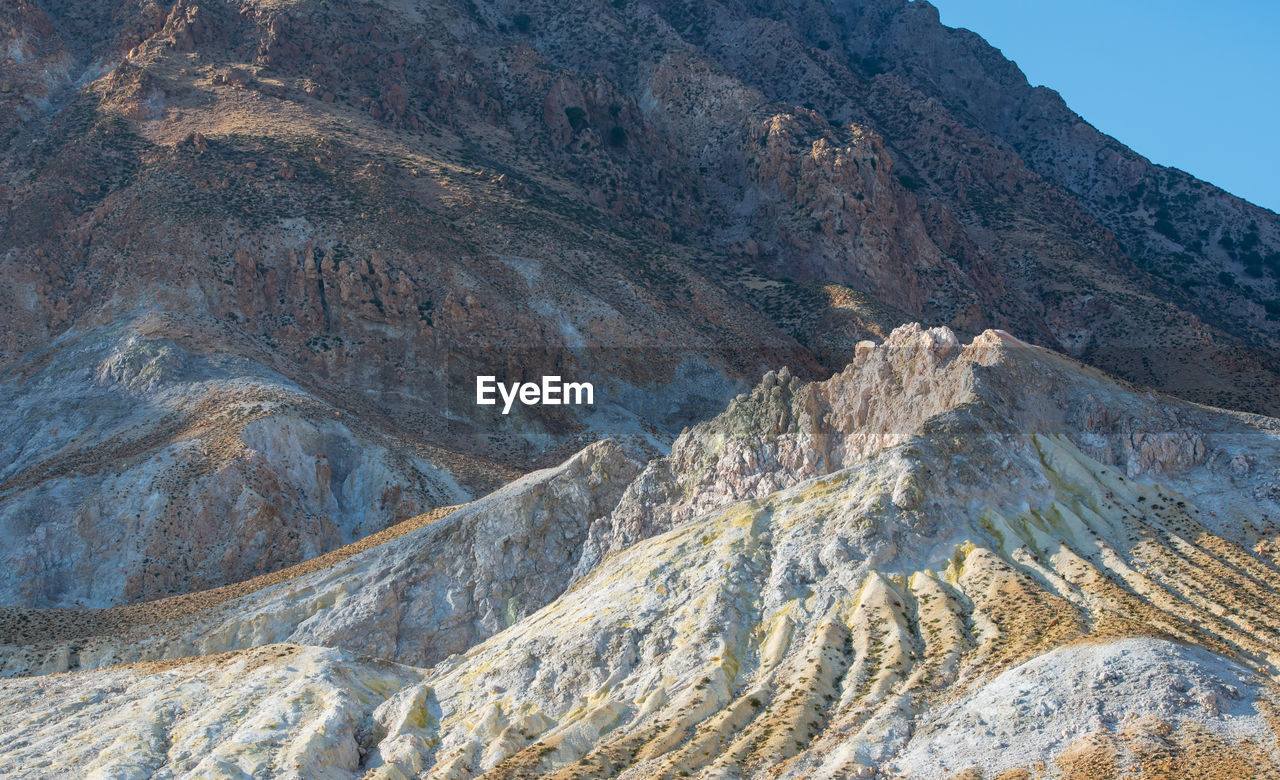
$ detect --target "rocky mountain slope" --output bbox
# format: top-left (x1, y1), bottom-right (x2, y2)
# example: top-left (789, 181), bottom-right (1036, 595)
top-left (3, 0), bottom-right (1280, 607)
top-left (2, 326), bottom-right (1278, 778)
top-left (0, 312), bottom-right (495, 608)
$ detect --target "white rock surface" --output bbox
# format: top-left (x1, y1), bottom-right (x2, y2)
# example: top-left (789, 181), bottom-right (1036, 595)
top-left (893, 638), bottom-right (1273, 779)
top-left (2, 326), bottom-right (1278, 778)
top-left (0, 644), bottom-right (423, 779)
top-left (0, 438), bottom-right (643, 676)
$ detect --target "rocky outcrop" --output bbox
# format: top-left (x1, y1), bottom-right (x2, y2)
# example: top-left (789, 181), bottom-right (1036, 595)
top-left (737, 111), bottom-right (980, 321)
top-left (579, 324), bottom-right (1280, 574)
top-left (0, 437), bottom-right (643, 675)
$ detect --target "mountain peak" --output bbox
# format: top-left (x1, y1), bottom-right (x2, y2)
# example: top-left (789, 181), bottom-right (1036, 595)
top-left (578, 321), bottom-right (1277, 577)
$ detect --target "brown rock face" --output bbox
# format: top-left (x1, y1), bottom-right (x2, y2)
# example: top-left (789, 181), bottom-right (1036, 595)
top-left (1, 0), bottom-right (1277, 605)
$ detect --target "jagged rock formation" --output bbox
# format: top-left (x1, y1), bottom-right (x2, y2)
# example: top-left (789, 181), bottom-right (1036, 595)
top-left (579, 322), bottom-right (1280, 574)
top-left (4, 0), bottom-right (1280, 612)
top-left (2, 326), bottom-right (1278, 778)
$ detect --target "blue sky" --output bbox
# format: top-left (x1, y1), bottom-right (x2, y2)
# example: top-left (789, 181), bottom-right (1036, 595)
top-left (929, 0), bottom-right (1280, 213)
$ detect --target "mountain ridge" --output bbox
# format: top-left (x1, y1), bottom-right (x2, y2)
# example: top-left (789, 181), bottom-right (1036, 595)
top-left (3, 325), bottom-right (1279, 777)
top-left (4, 2), bottom-right (1280, 607)
top-left (3, 2), bottom-right (1280, 776)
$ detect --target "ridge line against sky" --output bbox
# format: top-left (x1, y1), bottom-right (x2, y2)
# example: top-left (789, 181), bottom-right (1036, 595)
top-left (929, 0), bottom-right (1280, 214)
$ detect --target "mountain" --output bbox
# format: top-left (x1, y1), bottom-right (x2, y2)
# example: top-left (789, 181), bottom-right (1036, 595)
top-left (3, 0), bottom-right (1280, 607)
top-left (3, 0), bottom-right (1280, 776)
top-left (2, 326), bottom-right (1279, 777)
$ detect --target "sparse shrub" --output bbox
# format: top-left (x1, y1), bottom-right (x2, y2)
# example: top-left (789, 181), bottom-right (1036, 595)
top-left (564, 106), bottom-right (588, 131)
top-left (512, 13), bottom-right (532, 33)
top-left (1153, 218), bottom-right (1180, 242)
top-left (897, 173), bottom-right (924, 192)
top-left (859, 55), bottom-right (886, 76)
